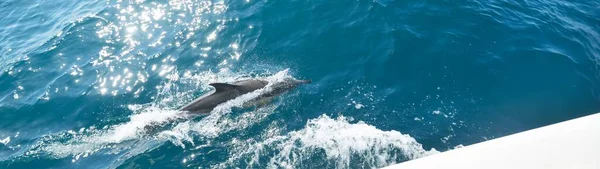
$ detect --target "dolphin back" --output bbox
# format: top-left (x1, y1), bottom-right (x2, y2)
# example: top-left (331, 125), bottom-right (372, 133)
top-left (179, 79), bottom-right (269, 114)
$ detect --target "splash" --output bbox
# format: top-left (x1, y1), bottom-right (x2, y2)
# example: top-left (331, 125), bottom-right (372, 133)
top-left (27, 107), bottom-right (184, 159)
top-left (219, 114), bottom-right (439, 169)
top-left (0, 136), bottom-right (10, 145)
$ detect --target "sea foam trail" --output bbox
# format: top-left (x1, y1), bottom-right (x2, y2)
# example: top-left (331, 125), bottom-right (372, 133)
top-left (21, 69), bottom-right (292, 160)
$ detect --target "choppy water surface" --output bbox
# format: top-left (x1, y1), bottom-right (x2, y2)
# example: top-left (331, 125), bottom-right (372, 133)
top-left (1, 0), bottom-right (599, 168)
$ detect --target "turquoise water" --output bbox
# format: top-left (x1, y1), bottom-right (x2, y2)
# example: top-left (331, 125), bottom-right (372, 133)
top-left (1, 0), bottom-right (599, 168)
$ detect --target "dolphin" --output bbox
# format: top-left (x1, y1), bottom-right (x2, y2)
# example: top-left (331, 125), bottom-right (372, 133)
top-left (179, 77), bottom-right (311, 114)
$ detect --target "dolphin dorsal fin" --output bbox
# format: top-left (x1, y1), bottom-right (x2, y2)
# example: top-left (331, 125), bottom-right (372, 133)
top-left (209, 83), bottom-right (239, 93)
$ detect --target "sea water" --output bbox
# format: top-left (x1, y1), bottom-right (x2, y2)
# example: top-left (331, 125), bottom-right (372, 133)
top-left (1, 0), bottom-right (599, 168)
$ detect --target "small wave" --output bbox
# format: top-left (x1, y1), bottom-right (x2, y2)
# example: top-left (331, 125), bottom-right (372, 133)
top-left (219, 114), bottom-right (438, 169)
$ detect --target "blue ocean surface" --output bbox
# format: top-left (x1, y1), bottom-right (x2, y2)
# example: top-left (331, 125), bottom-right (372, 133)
top-left (1, 0), bottom-right (599, 168)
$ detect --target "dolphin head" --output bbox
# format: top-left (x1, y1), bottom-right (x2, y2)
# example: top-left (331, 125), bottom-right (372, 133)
top-left (284, 78), bottom-right (311, 88)
top-left (292, 79), bottom-right (312, 85)
top-left (266, 77), bottom-right (311, 96)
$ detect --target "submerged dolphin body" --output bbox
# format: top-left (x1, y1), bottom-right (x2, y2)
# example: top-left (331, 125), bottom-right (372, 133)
top-left (179, 78), bottom-right (311, 114)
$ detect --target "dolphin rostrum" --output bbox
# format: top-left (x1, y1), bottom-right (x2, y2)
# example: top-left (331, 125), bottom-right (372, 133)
top-left (179, 77), bottom-right (311, 114)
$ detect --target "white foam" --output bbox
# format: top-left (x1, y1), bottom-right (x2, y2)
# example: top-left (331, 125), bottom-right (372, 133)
top-left (29, 107), bottom-right (184, 159)
top-left (107, 108), bottom-right (183, 142)
top-left (355, 103), bottom-right (364, 109)
top-left (221, 115), bottom-right (439, 169)
top-left (0, 136), bottom-right (10, 145)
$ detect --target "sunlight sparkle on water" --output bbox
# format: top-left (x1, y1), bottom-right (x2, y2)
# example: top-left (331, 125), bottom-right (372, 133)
top-left (86, 0), bottom-right (232, 95)
top-left (206, 31), bottom-right (217, 42)
top-left (126, 26), bottom-right (137, 33)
